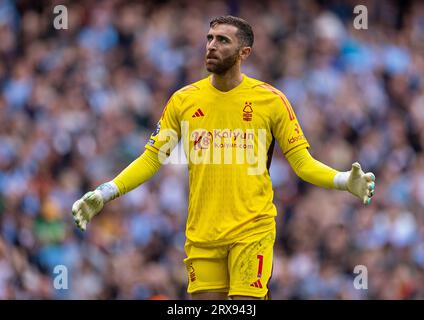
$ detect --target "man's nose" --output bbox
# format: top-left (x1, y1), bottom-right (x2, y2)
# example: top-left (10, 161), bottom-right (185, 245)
top-left (207, 39), bottom-right (217, 50)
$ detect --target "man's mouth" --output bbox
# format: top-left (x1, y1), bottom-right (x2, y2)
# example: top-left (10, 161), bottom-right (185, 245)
top-left (206, 54), bottom-right (218, 60)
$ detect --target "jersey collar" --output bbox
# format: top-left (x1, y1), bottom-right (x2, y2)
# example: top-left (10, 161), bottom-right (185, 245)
top-left (207, 74), bottom-right (247, 94)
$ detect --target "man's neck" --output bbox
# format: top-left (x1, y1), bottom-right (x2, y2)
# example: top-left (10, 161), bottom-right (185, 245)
top-left (210, 68), bottom-right (243, 92)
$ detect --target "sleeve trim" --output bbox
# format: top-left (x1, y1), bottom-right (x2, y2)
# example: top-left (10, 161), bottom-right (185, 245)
top-left (283, 141), bottom-right (310, 156)
top-left (145, 144), bottom-right (170, 156)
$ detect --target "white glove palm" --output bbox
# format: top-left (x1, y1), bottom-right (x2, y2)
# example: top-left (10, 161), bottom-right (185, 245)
top-left (335, 162), bottom-right (376, 205)
top-left (71, 190), bottom-right (104, 231)
top-left (347, 162), bottom-right (375, 204)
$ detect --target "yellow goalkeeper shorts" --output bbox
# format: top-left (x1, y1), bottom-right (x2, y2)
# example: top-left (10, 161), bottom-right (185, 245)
top-left (183, 230), bottom-right (275, 298)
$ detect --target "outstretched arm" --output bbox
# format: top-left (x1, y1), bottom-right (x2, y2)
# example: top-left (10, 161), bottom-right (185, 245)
top-left (72, 90), bottom-right (183, 231)
top-left (72, 149), bottom-right (162, 231)
top-left (286, 147), bottom-right (375, 205)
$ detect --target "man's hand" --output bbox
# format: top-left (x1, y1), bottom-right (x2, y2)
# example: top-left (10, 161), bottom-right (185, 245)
top-left (334, 162), bottom-right (376, 205)
top-left (347, 162), bottom-right (375, 205)
top-left (71, 190), bottom-right (104, 231)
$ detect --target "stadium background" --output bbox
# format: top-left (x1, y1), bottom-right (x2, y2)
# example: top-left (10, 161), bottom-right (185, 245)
top-left (0, 0), bottom-right (423, 299)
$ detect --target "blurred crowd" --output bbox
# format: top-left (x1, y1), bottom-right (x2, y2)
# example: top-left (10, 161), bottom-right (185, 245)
top-left (0, 0), bottom-right (423, 299)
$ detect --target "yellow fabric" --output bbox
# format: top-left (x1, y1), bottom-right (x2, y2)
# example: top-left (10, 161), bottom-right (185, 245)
top-left (286, 147), bottom-right (338, 189)
top-left (145, 74), bottom-right (310, 245)
top-left (184, 229), bottom-right (275, 297)
top-left (112, 149), bottom-right (162, 195)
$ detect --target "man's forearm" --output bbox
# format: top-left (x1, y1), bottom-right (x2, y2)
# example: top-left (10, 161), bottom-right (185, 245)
top-left (286, 147), bottom-right (338, 189)
top-left (96, 149), bottom-right (162, 202)
top-left (113, 148), bottom-right (162, 195)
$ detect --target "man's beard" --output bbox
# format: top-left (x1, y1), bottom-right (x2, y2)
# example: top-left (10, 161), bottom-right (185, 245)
top-left (206, 51), bottom-right (239, 74)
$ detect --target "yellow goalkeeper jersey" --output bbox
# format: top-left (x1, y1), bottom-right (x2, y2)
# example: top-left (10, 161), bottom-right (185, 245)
top-left (145, 75), bottom-right (309, 246)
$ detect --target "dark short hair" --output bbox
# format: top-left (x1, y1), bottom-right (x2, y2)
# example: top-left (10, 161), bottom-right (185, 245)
top-left (209, 15), bottom-right (254, 48)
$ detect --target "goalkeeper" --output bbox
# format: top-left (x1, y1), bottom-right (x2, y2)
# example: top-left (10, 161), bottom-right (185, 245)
top-left (72, 16), bottom-right (375, 300)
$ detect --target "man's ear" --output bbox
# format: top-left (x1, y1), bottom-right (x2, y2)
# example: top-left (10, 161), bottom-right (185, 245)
top-left (240, 46), bottom-right (252, 60)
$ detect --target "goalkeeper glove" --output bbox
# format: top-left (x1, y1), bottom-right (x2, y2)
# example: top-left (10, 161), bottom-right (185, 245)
top-left (72, 181), bottom-right (120, 231)
top-left (334, 162), bottom-right (375, 205)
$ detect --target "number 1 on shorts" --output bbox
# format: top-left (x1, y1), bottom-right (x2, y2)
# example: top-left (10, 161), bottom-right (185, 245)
top-left (256, 254), bottom-right (263, 278)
